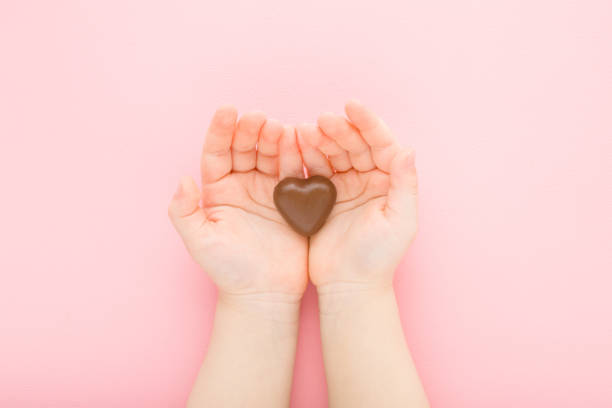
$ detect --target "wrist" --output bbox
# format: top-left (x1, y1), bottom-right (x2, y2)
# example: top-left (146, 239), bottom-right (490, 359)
top-left (217, 291), bottom-right (302, 325)
top-left (316, 281), bottom-right (395, 317)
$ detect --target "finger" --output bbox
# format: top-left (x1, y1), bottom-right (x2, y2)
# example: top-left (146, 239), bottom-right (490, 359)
top-left (301, 124), bottom-right (352, 172)
top-left (278, 125), bottom-right (304, 179)
top-left (317, 112), bottom-right (375, 171)
top-left (256, 118), bottom-right (283, 176)
top-left (168, 176), bottom-right (207, 237)
top-left (232, 111), bottom-right (266, 172)
top-left (201, 105), bottom-right (237, 184)
top-left (344, 100), bottom-right (399, 172)
top-left (296, 124), bottom-right (334, 178)
top-left (385, 149), bottom-right (418, 237)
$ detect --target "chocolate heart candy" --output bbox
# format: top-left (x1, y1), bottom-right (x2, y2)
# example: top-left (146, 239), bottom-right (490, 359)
top-left (273, 175), bottom-right (337, 236)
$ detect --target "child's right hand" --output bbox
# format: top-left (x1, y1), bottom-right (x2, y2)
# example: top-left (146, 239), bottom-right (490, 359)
top-left (298, 102), bottom-right (428, 408)
top-left (297, 100), bottom-right (418, 298)
top-left (168, 106), bottom-right (308, 312)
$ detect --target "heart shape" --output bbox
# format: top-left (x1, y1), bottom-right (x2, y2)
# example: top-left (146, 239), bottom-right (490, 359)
top-left (273, 175), bottom-right (337, 236)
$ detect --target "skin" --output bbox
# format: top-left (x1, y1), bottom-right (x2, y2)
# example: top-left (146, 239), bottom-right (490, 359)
top-left (169, 101), bottom-right (429, 407)
top-left (297, 100), bottom-right (429, 407)
top-left (168, 107), bottom-right (307, 407)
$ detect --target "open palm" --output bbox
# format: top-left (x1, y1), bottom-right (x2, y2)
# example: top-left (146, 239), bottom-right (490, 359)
top-left (297, 101), bottom-right (418, 288)
top-left (169, 107), bottom-right (308, 298)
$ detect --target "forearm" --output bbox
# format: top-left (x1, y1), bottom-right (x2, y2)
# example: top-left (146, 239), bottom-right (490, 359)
top-left (318, 282), bottom-right (429, 408)
top-left (187, 292), bottom-right (301, 408)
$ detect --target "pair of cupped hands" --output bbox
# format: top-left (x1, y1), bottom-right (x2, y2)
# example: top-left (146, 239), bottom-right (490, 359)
top-left (168, 100), bottom-right (418, 313)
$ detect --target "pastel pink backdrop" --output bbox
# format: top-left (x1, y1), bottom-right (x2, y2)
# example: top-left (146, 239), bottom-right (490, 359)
top-left (1, 0), bottom-right (611, 407)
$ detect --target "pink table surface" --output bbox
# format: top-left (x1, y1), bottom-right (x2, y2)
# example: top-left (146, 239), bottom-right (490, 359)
top-left (1, 0), bottom-right (611, 407)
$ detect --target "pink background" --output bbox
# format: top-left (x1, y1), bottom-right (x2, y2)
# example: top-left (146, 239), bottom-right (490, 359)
top-left (1, 0), bottom-right (611, 406)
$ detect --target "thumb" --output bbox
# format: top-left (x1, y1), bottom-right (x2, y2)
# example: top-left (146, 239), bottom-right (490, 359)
top-left (385, 149), bottom-right (418, 231)
top-left (168, 176), bottom-right (206, 236)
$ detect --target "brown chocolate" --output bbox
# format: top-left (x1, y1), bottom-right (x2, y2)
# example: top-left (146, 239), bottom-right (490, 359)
top-left (273, 175), bottom-right (337, 236)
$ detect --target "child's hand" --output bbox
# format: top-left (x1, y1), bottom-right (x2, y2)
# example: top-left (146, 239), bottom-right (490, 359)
top-left (298, 101), bottom-right (427, 408)
top-left (172, 103), bottom-right (427, 408)
top-left (169, 106), bottom-right (308, 308)
top-left (297, 100), bottom-right (418, 293)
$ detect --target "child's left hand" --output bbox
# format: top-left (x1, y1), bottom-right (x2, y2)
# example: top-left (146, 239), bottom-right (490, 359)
top-left (168, 106), bottom-right (308, 309)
